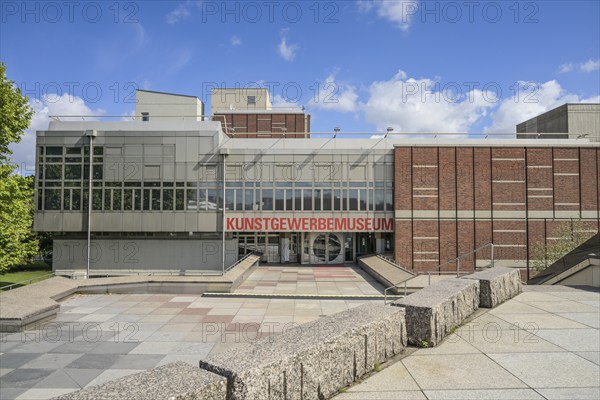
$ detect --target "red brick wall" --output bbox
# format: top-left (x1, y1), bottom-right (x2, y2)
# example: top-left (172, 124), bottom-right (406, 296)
top-left (214, 113), bottom-right (309, 138)
top-left (394, 146), bottom-right (600, 276)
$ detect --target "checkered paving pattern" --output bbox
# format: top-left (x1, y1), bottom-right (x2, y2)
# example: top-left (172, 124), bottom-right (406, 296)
top-left (0, 265), bottom-right (381, 399)
top-left (236, 264), bottom-right (385, 295)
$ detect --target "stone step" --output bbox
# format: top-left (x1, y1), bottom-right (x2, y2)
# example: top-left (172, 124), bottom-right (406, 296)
top-left (202, 292), bottom-right (405, 300)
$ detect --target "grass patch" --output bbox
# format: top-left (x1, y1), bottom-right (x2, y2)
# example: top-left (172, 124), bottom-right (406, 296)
top-left (0, 263), bottom-right (52, 290)
top-left (374, 362), bottom-right (382, 372)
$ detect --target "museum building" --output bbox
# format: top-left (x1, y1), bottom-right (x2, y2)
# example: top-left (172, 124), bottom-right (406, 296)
top-left (34, 90), bottom-right (600, 278)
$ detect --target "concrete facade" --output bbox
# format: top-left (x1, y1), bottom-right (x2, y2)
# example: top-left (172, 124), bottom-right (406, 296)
top-left (134, 90), bottom-right (204, 121)
top-left (211, 88), bottom-right (272, 112)
top-left (517, 103), bottom-right (600, 142)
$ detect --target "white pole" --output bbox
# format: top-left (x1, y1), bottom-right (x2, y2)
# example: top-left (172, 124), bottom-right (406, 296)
top-left (87, 133), bottom-right (93, 279)
top-left (222, 154), bottom-right (226, 273)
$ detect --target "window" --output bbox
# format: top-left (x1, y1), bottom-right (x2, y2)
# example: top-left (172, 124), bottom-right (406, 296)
top-left (247, 96), bottom-right (256, 105)
top-left (375, 189), bottom-right (385, 211)
top-left (44, 189), bottom-right (61, 210)
top-left (275, 189), bottom-right (285, 211)
top-left (141, 112), bottom-right (149, 122)
top-left (244, 189), bottom-right (254, 211)
top-left (225, 189), bottom-right (234, 210)
top-left (303, 189), bottom-right (312, 211)
top-left (323, 189), bottom-right (332, 211)
top-left (262, 189), bottom-right (273, 211)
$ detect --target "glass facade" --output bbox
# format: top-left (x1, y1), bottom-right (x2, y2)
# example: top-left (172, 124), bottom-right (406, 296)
top-left (36, 145), bottom-right (394, 213)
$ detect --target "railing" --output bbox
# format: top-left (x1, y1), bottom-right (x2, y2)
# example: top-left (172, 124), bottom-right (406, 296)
top-left (223, 251), bottom-right (256, 274)
top-left (44, 118), bottom-right (586, 141)
top-left (384, 243), bottom-right (495, 304)
top-left (1, 273), bottom-right (56, 291)
top-left (87, 270), bottom-right (223, 278)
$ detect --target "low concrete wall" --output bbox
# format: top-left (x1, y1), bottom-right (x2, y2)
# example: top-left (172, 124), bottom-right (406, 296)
top-left (463, 267), bottom-right (522, 308)
top-left (53, 362), bottom-right (226, 400)
top-left (0, 256), bottom-right (260, 333)
top-left (53, 238), bottom-right (238, 274)
top-left (199, 304), bottom-right (407, 400)
top-left (392, 278), bottom-right (480, 347)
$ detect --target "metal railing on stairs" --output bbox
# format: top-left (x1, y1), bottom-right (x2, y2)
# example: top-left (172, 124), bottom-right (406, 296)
top-left (383, 243), bottom-right (495, 304)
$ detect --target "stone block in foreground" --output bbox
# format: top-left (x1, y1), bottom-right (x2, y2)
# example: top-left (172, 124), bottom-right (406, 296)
top-left (52, 362), bottom-right (226, 400)
top-left (199, 304), bottom-right (407, 400)
top-left (462, 267), bottom-right (522, 308)
top-left (391, 278), bottom-right (479, 347)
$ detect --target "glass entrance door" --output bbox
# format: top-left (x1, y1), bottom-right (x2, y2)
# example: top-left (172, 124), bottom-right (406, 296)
top-left (356, 232), bottom-right (376, 256)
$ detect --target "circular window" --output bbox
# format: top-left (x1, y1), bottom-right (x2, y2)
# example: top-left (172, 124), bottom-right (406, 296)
top-left (313, 234), bottom-right (327, 262)
top-left (313, 234), bottom-right (342, 262)
top-left (327, 234), bottom-right (341, 262)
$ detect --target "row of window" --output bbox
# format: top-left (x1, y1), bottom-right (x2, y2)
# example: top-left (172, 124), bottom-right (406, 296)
top-left (39, 187), bottom-right (394, 212)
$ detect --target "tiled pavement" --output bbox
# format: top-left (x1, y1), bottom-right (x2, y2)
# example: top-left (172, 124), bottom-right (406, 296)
top-left (235, 264), bottom-right (384, 295)
top-left (334, 285), bottom-right (600, 400)
top-left (0, 264), bottom-right (381, 399)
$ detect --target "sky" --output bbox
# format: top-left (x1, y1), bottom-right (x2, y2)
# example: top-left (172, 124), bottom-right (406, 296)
top-left (2, 0), bottom-right (599, 174)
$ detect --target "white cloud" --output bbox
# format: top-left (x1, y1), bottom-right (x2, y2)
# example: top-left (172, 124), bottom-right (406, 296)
top-left (362, 70), bottom-right (495, 133)
top-left (358, 0), bottom-right (418, 31)
top-left (307, 73), bottom-right (359, 113)
top-left (484, 80), bottom-right (600, 133)
top-left (230, 35), bottom-right (242, 46)
top-left (8, 94), bottom-right (104, 175)
top-left (557, 59), bottom-right (600, 74)
top-left (272, 94), bottom-right (301, 109)
top-left (580, 59), bottom-right (600, 73)
top-left (166, 1), bottom-right (192, 24)
top-left (558, 63), bottom-right (573, 73)
top-left (278, 30), bottom-right (299, 62)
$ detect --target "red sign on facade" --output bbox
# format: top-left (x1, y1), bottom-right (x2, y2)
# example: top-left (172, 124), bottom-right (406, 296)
top-left (225, 217), bottom-right (394, 232)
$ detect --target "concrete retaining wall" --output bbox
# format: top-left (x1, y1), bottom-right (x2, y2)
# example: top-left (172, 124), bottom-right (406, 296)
top-left (199, 303), bottom-right (407, 400)
top-left (53, 362), bottom-right (226, 400)
top-left (392, 278), bottom-right (480, 346)
top-left (462, 267), bottom-right (522, 308)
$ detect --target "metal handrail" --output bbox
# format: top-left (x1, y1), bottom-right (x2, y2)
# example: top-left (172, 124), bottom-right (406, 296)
top-left (384, 243), bottom-right (495, 304)
top-left (1, 272), bottom-right (56, 291)
top-left (89, 271), bottom-right (223, 278)
top-left (223, 251), bottom-right (256, 274)
top-left (44, 118), bottom-right (582, 139)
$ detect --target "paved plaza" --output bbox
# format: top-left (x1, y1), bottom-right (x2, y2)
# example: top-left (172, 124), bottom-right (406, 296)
top-left (2, 266), bottom-right (599, 400)
top-left (0, 265), bottom-right (381, 399)
top-left (334, 285), bottom-right (600, 400)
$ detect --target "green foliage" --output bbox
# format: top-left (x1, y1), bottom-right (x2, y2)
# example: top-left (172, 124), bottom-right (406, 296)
top-left (0, 267), bottom-right (52, 290)
top-left (0, 165), bottom-right (38, 272)
top-left (0, 63), bottom-right (37, 272)
top-left (373, 362), bottom-right (381, 372)
top-left (530, 220), bottom-right (593, 275)
top-left (419, 340), bottom-right (430, 348)
top-left (0, 62), bottom-right (34, 163)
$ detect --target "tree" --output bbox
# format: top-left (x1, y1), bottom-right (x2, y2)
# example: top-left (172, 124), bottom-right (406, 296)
top-left (0, 62), bottom-right (38, 272)
top-left (0, 63), bottom-right (33, 163)
top-left (530, 220), bottom-right (593, 275)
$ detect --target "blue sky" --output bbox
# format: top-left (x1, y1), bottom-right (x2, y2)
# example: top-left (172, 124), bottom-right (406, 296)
top-left (2, 0), bottom-right (599, 171)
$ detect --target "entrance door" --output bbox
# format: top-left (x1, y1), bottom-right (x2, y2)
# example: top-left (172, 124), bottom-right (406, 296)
top-left (308, 232), bottom-right (344, 264)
